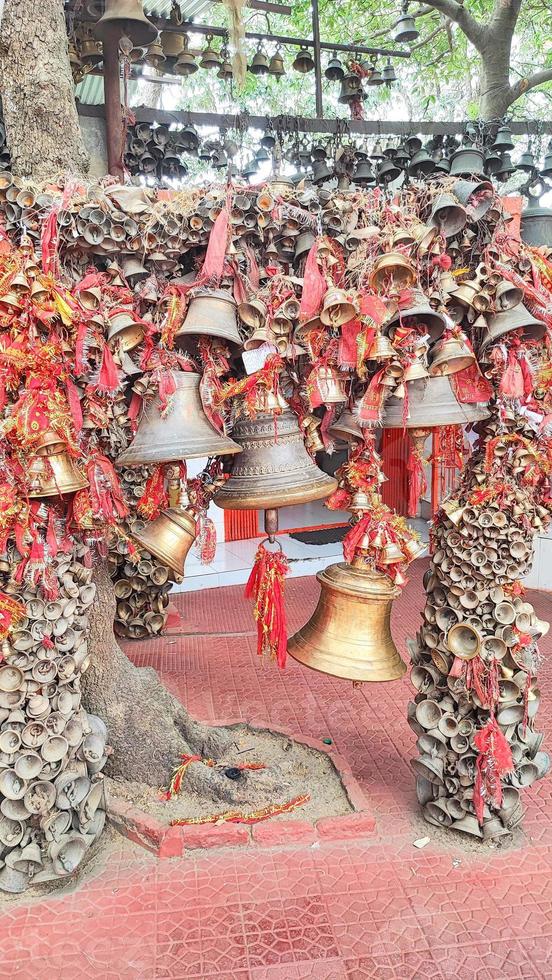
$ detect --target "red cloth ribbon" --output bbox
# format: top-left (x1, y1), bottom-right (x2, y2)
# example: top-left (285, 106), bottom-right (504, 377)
top-left (245, 542), bottom-right (289, 669)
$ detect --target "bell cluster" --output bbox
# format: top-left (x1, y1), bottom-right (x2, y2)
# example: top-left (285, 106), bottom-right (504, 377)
top-left (0, 547), bottom-right (108, 893)
top-left (109, 467), bottom-right (178, 640)
top-left (409, 410), bottom-right (548, 839)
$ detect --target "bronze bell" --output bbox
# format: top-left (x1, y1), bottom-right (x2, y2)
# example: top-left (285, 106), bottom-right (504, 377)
top-left (320, 288), bottom-right (357, 326)
top-left (107, 311), bottom-right (144, 352)
top-left (428, 335), bottom-right (475, 376)
top-left (382, 376), bottom-right (489, 428)
top-left (27, 451), bottom-right (88, 498)
top-left (117, 371), bottom-right (241, 466)
top-left (94, 0), bottom-right (157, 47)
top-left (338, 73), bottom-right (362, 104)
top-left (328, 404), bottom-right (363, 443)
top-left (370, 252), bottom-right (416, 292)
top-left (480, 302), bottom-right (546, 353)
top-left (238, 297), bottom-right (267, 329)
top-left (288, 561), bottom-right (406, 682)
top-left (214, 401), bottom-right (337, 510)
top-left (132, 508), bottom-right (196, 577)
top-left (175, 289), bottom-right (242, 348)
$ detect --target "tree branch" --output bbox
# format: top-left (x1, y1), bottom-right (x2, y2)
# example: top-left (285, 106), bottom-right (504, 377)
top-left (512, 67), bottom-right (552, 100)
top-left (410, 24), bottom-right (446, 50)
top-left (416, 0), bottom-right (486, 50)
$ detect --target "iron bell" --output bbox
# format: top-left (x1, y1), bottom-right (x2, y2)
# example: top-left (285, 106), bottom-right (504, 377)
top-left (214, 401), bottom-right (337, 510)
top-left (116, 371), bottom-right (241, 466)
top-left (520, 192), bottom-right (552, 247)
top-left (518, 149), bottom-right (536, 172)
top-left (381, 376), bottom-right (489, 428)
top-left (94, 0), bottom-right (157, 46)
top-left (493, 124), bottom-right (514, 151)
top-left (268, 50), bottom-right (285, 77)
top-left (409, 149), bottom-right (434, 178)
top-left (449, 147), bottom-right (485, 178)
top-left (338, 74), bottom-right (362, 103)
top-left (354, 159), bottom-right (375, 185)
top-left (200, 35), bottom-right (221, 69)
top-left (382, 60), bottom-right (397, 84)
top-left (175, 289), bottom-right (242, 347)
top-left (288, 561), bottom-right (406, 682)
top-left (429, 193), bottom-right (467, 238)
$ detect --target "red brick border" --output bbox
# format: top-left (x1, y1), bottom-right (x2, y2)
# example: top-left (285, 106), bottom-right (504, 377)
top-left (107, 721), bottom-right (375, 858)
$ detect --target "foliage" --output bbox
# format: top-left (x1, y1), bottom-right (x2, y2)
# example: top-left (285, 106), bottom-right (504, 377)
top-left (169, 0), bottom-right (552, 122)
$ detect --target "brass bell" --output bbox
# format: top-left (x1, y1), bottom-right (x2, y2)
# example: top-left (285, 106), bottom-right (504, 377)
top-left (107, 311), bottom-right (144, 353)
top-left (175, 289), bottom-right (242, 347)
top-left (80, 37), bottom-right (103, 66)
top-left (428, 336), bottom-right (475, 377)
top-left (292, 46), bottom-right (315, 73)
top-left (320, 288), bottom-right (357, 326)
top-left (214, 402), bottom-right (337, 510)
top-left (495, 280), bottom-right (523, 311)
top-left (94, 0), bottom-right (157, 46)
top-left (250, 46), bottom-right (269, 75)
top-left (328, 405), bottom-right (363, 443)
top-left (199, 34), bottom-right (221, 69)
top-left (480, 302), bottom-right (546, 352)
top-left (174, 34), bottom-right (198, 75)
top-left (132, 508), bottom-right (196, 577)
top-left (379, 541), bottom-right (404, 564)
top-left (117, 371), bottom-right (241, 466)
top-left (338, 73), bottom-right (362, 104)
top-left (382, 376), bottom-right (489, 428)
top-left (268, 49), bottom-right (285, 77)
top-left (34, 429), bottom-right (67, 456)
top-left (311, 365), bottom-right (347, 403)
top-left (161, 31), bottom-right (185, 60)
top-left (27, 451), bottom-right (88, 499)
top-left (367, 332), bottom-right (395, 360)
top-left (288, 562), bottom-right (406, 682)
top-left (370, 252), bottom-right (416, 292)
top-left (429, 193), bottom-right (467, 239)
top-left (145, 37), bottom-right (166, 68)
top-left (386, 290), bottom-right (446, 343)
top-left (238, 297), bottom-right (267, 330)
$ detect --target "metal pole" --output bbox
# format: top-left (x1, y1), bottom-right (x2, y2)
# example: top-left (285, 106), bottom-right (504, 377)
top-left (311, 0), bottom-right (323, 118)
top-left (102, 31), bottom-right (124, 180)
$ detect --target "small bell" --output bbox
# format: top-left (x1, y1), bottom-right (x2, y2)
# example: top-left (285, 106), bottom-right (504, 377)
top-left (175, 289), bottom-right (242, 347)
top-left (428, 335), bottom-right (475, 377)
top-left (292, 46), bottom-right (315, 73)
top-left (200, 34), bottom-right (221, 69)
top-left (394, 8), bottom-right (419, 43)
top-left (311, 365), bottom-right (347, 403)
top-left (382, 60), bottom-right (397, 84)
top-left (145, 37), bottom-right (166, 69)
top-left (28, 452), bottom-right (89, 499)
top-left (249, 44), bottom-right (269, 75)
top-left (174, 34), bottom-right (198, 75)
top-left (268, 49), bottom-right (285, 77)
top-left (320, 287), bottom-right (357, 326)
top-left (325, 53), bottom-right (344, 80)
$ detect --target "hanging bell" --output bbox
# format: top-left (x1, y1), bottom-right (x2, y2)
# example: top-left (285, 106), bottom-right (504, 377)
top-left (409, 148), bottom-right (434, 178)
top-left (449, 147), bottom-right (486, 178)
top-left (174, 35), bottom-right (198, 75)
top-left (520, 192), bottom-right (552, 248)
top-left (381, 377), bottom-right (489, 428)
top-left (367, 332), bottom-right (396, 360)
top-left (338, 73), bottom-right (362, 104)
top-left (493, 124), bottom-right (514, 152)
top-left (328, 405), bottom-right (363, 443)
top-left (311, 366), bottom-right (347, 403)
top-left (320, 288), bottom-right (357, 326)
top-left (117, 372), bottom-right (241, 466)
top-left (382, 60), bottom-right (397, 84)
top-left (385, 290), bottom-right (446, 342)
top-left (268, 49), bottom-right (285, 77)
top-left (132, 508), bottom-right (196, 577)
top-left (312, 160), bottom-right (333, 184)
top-left (428, 335), bottom-right (475, 376)
top-left (145, 37), bottom-right (166, 68)
top-left (288, 562), bottom-right (406, 682)
top-left (200, 35), bottom-right (221, 69)
top-left (480, 303), bottom-right (546, 353)
top-left (325, 53), bottom-right (344, 80)
top-left (518, 149), bottom-right (535, 172)
top-left (80, 37), bottom-right (103, 65)
top-left (238, 297), bottom-right (267, 329)
top-left (175, 289), bottom-right (242, 347)
top-left (292, 46), bottom-right (315, 73)
top-left (214, 401), bottom-right (337, 510)
top-left (370, 252), bottom-right (416, 292)
top-left (354, 159), bottom-right (375, 186)
top-left (249, 45), bottom-right (269, 75)
top-left (27, 452), bottom-right (89, 498)
top-left (107, 311), bottom-right (144, 352)
top-left (452, 178), bottom-right (493, 219)
top-left (394, 12), bottom-right (419, 43)
top-left (429, 193), bottom-right (467, 238)
top-left (494, 279), bottom-right (523, 310)
top-left (94, 0), bottom-right (157, 46)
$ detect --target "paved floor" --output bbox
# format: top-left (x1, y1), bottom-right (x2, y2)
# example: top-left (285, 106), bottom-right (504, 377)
top-left (3, 561), bottom-right (552, 979)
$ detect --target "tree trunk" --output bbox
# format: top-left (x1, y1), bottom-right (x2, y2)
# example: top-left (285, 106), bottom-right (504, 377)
top-left (0, 0), bottom-right (89, 178)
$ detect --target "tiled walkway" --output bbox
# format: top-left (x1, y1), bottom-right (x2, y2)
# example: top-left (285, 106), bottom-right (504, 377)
top-left (4, 561), bottom-right (552, 979)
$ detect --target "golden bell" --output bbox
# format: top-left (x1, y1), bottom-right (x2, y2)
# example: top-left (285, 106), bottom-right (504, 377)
top-left (117, 371), bottom-right (241, 466)
top-left (214, 404), bottom-right (337, 510)
top-left (34, 429), bottom-right (67, 456)
top-left (450, 279), bottom-right (479, 308)
top-left (379, 541), bottom-right (404, 564)
top-left (288, 562), bottom-right (406, 682)
top-left (107, 311), bottom-right (144, 352)
top-left (80, 37), bottom-right (103, 66)
top-left (367, 332), bottom-right (395, 360)
top-left (311, 365), bottom-right (347, 403)
top-left (320, 288), bottom-right (357, 326)
top-left (244, 327), bottom-right (272, 351)
top-left (370, 252), bottom-right (416, 292)
top-left (403, 357), bottom-right (429, 381)
top-left (175, 289), bottom-right (242, 348)
top-left (428, 336), bottom-right (475, 377)
top-left (0, 292), bottom-right (22, 314)
top-left (27, 452), bottom-right (88, 498)
top-left (132, 508), bottom-right (196, 577)
top-left (94, 0), bottom-right (157, 47)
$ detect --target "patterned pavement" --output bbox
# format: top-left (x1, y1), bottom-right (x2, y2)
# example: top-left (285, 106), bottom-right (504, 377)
top-left (3, 561), bottom-right (552, 979)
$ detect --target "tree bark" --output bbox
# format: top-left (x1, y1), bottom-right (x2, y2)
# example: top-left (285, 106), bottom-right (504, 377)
top-left (0, 0), bottom-right (89, 179)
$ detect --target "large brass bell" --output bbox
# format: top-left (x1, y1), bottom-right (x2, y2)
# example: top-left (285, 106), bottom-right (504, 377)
top-left (214, 400), bottom-right (337, 510)
top-left (107, 311), bottom-right (144, 352)
top-left (370, 252), bottom-right (416, 292)
top-left (320, 288), bottom-right (357, 326)
top-left (94, 0), bottom-right (157, 46)
top-left (175, 289), bottom-right (242, 347)
top-left (132, 508), bottom-right (196, 577)
top-left (288, 561), bottom-right (406, 682)
top-left (480, 303), bottom-right (546, 353)
top-left (117, 371), bottom-right (241, 466)
top-left (27, 450), bottom-right (88, 498)
top-left (428, 335), bottom-right (475, 376)
top-left (382, 376), bottom-right (489, 428)
top-left (328, 404), bottom-right (363, 443)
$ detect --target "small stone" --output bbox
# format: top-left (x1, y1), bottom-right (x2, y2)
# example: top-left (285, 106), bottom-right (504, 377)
top-left (322, 737), bottom-right (333, 745)
top-left (413, 836), bottom-right (431, 849)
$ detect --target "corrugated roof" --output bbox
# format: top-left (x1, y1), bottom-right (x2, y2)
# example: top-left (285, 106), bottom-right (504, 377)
top-left (75, 0), bottom-right (212, 106)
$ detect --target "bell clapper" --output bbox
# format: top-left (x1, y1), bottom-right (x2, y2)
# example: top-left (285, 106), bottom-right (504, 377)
top-left (264, 507), bottom-right (279, 544)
